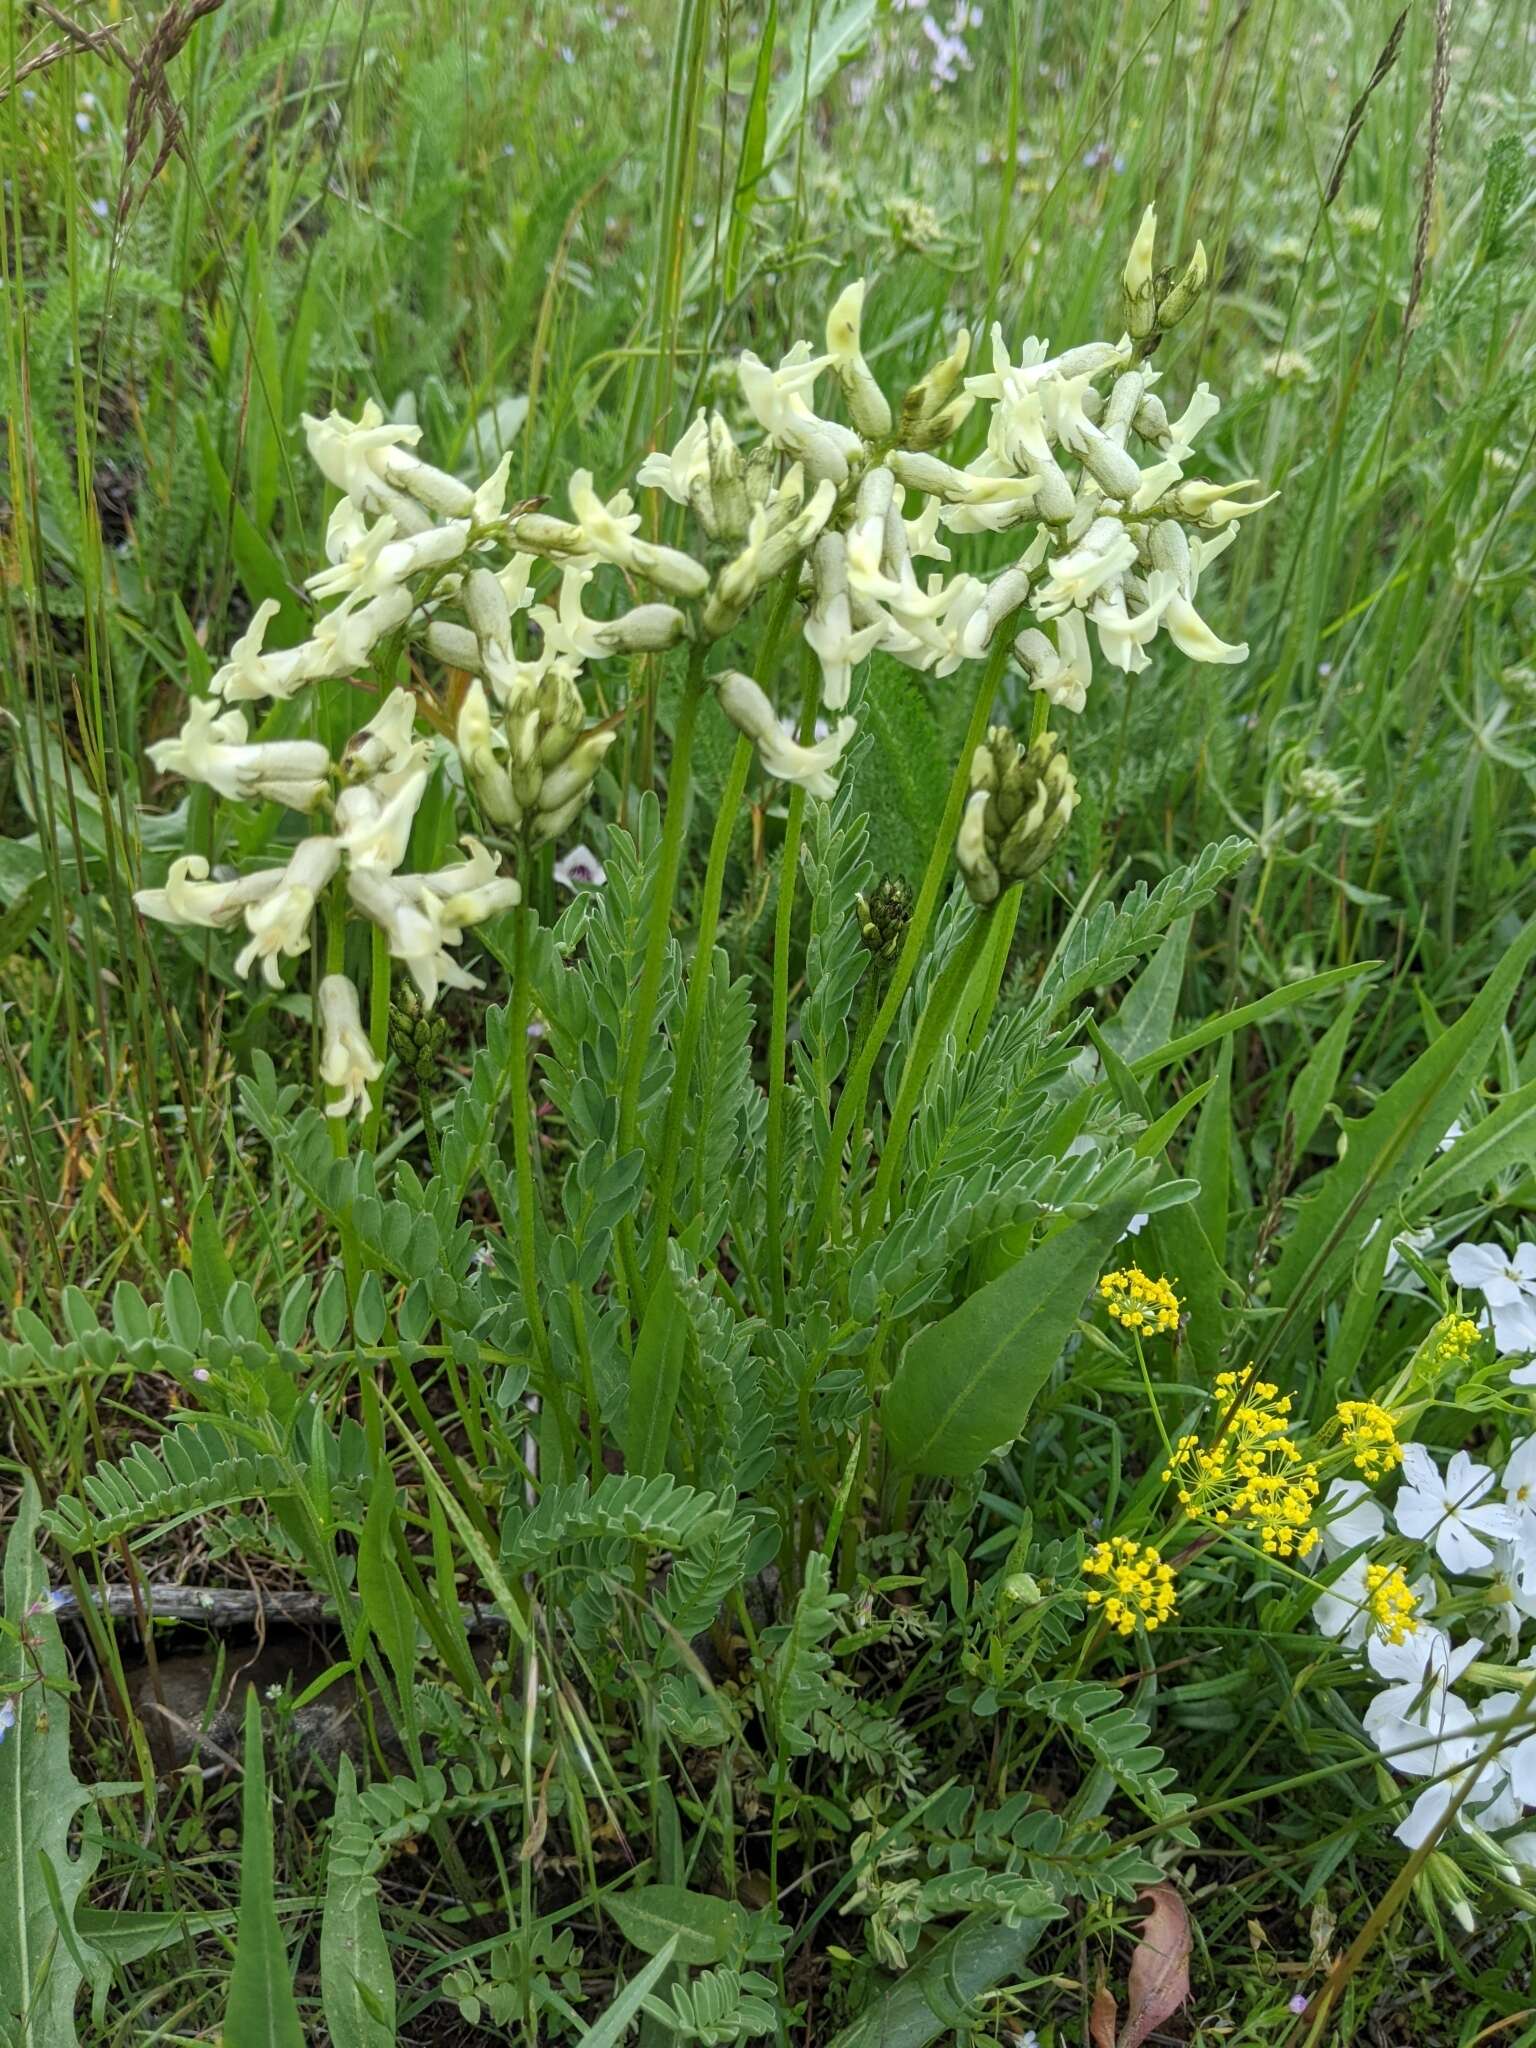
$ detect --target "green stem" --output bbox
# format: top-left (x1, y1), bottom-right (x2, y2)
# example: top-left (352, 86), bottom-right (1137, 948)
top-left (510, 904), bottom-right (552, 1376)
top-left (859, 911), bottom-right (991, 1248)
top-left (361, 922), bottom-right (391, 1153)
top-left (417, 1075), bottom-right (442, 1176)
top-left (763, 646), bottom-right (823, 1323)
top-left (645, 733), bottom-right (754, 1291)
top-left (964, 879), bottom-right (1023, 1053)
top-left (617, 638), bottom-right (709, 1167)
top-left (806, 629), bottom-right (1013, 1251)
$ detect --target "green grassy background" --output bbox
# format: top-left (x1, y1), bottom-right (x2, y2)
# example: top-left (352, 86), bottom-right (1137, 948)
top-left (3, 0), bottom-right (1535, 2038)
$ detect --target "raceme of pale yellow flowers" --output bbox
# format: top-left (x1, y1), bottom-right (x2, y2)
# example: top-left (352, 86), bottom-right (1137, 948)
top-left (134, 208), bottom-right (1268, 1107)
top-left (1099, 1266), bottom-right (1182, 1337)
top-left (1364, 1562), bottom-right (1420, 1646)
top-left (1082, 1535), bottom-right (1178, 1636)
top-left (1336, 1399), bottom-right (1404, 1483)
top-left (1162, 1369), bottom-right (1320, 1558)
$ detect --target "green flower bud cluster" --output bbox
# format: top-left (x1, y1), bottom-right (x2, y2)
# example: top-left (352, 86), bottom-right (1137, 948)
top-left (1122, 204), bottom-right (1209, 355)
top-left (956, 727), bottom-right (1078, 906)
top-left (896, 329), bottom-right (975, 451)
top-left (389, 983), bottom-right (448, 1079)
top-left (855, 875), bottom-right (914, 961)
top-left (457, 569), bottom-right (618, 847)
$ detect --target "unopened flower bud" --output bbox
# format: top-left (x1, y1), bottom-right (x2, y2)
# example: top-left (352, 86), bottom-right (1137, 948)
top-left (903, 392), bottom-right (975, 450)
top-left (594, 603), bottom-right (687, 654)
top-left (425, 620), bottom-right (482, 671)
top-left (957, 727), bottom-right (1077, 904)
top-left (537, 728), bottom-right (616, 815)
top-left (706, 411), bottom-right (748, 537)
top-left (899, 327), bottom-right (972, 441)
top-left (464, 567), bottom-right (512, 655)
top-left (507, 511), bottom-right (589, 557)
top-left (826, 280), bottom-right (892, 439)
top-left (388, 981), bottom-right (449, 1082)
top-left (1123, 205), bottom-right (1159, 340)
top-left (1156, 240), bottom-right (1208, 332)
top-left (855, 874), bottom-right (912, 961)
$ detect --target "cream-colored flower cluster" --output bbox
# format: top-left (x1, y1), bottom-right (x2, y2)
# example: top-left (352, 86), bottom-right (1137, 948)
top-left (696, 203), bottom-right (1268, 788)
top-left (135, 204), bottom-right (1264, 1111)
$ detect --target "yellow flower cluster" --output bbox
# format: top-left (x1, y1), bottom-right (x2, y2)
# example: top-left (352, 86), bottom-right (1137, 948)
top-left (1364, 1563), bottom-right (1419, 1646)
top-left (1161, 1370), bottom-right (1320, 1558)
top-left (1098, 1267), bottom-right (1182, 1337)
top-left (1083, 1536), bottom-right (1178, 1636)
top-left (1336, 1399), bottom-right (1403, 1482)
top-left (1429, 1313), bottom-right (1480, 1365)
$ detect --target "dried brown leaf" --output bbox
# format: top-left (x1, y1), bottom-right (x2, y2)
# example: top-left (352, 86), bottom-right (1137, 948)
top-left (1089, 1981), bottom-right (1118, 2048)
top-left (1119, 1883), bottom-right (1191, 2048)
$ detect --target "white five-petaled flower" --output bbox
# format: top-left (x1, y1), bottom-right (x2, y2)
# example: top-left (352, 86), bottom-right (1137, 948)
top-left (1448, 1241), bottom-right (1536, 1360)
top-left (318, 973), bottom-right (382, 1119)
top-left (306, 508), bottom-right (469, 604)
top-left (738, 342), bottom-right (862, 485)
top-left (553, 844), bottom-right (606, 891)
top-left (302, 399), bottom-right (422, 507)
top-left (1394, 1444), bottom-right (1517, 1575)
top-left (1319, 1478), bottom-right (1388, 1562)
top-left (1310, 1480), bottom-right (1396, 1648)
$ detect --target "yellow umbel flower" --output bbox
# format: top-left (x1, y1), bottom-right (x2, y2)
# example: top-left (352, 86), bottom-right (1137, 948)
top-left (1429, 1314), bottom-right (1480, 1365)
top-left (1336, 1399), bottom-right (1403, 1482)
top-left (1161, 1368), bottom-right (1319, 1557)
top-left (1364, 1562), bottom-right (1419, 1645)
top-left (1083, 1536), bottom-right (1178, 1636)
top-left (1099, 1267), bottom-right (1182, 1337)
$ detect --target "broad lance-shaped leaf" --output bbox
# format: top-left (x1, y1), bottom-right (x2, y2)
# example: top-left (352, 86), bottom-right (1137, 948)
top-left (321, 1755), bottom-right (397, 2047)
top-left (1, 1477), bottom-right (100, 2047)
top-left (1265, 914), bottom-right (1536, 1354)
top-left (224, 1688), bottom-right (305, 2048)
top-left (827, 1909), bottom-right (1052, 2048)
top-left (606, 1885), bottom-right (747, 1968)
top-left (883, 1195), bottom-right (1156, 1476)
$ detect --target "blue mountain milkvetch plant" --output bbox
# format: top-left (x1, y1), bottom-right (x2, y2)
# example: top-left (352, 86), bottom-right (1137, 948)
top-left (134, 205), bottom-right (1262, 1125)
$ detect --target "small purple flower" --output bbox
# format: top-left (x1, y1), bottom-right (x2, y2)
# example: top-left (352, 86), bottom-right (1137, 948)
top-left (0, 1698), bottom-right (16, 1744)
top-left (1289, 1994), bottom-right (1309, 2016)
top-left (193, 1367), bottom-right (211, 1383)
top-left (75, 111), bottom-right (92, 134)
top-left (553, 844), bottom-right (606, 891)
top-left (90, 198), bottom-right (110, 221)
